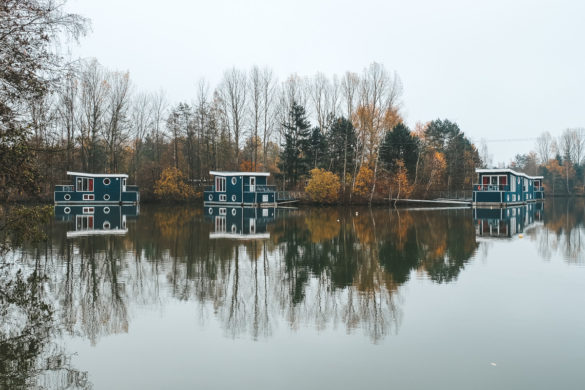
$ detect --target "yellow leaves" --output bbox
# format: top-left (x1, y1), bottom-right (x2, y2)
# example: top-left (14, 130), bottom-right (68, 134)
top-left (353, 166), bottom-right (373, 199)
top-left (305, 168), bottom-right (341, 204)
top-left (154, 167), bottom-right (196, 201)
top-left (239, 160), bottom-right (264, 172)
top-left (391, 159), bottom-right (413, 200)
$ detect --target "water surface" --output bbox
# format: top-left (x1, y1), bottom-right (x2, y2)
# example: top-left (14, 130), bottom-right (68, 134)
top-left (2, 200), bottom-right (584, 389)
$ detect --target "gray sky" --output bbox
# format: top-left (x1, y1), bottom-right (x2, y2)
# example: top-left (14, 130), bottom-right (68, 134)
top-left (66, 0), bottom-right (585, 163)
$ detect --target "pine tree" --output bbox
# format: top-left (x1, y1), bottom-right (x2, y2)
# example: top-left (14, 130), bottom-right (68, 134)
top-left (380, 122), bottom-right (419, 178)
top-left (327, 117), bottom-right (357, 187)
top-left (279, 102), bottom-right (311, 188)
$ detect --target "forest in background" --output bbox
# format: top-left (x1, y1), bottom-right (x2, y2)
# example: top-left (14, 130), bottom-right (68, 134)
top-left (1, 0), bottom-right (583, 204)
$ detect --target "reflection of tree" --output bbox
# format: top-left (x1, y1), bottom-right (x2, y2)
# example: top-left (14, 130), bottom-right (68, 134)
top-left (534, 199), bottom-right (585, 264)
top-left (13, 204), bottom-right (481, 352)
top-left (0, 263), bottom-right (90, 389)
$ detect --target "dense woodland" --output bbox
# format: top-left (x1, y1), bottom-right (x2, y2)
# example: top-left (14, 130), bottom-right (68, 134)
top-left (0, 0), bottom-right (583, 204)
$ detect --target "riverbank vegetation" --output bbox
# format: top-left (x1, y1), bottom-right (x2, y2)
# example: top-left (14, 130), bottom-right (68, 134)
top-left (1, 0), bottom-right (582, 205)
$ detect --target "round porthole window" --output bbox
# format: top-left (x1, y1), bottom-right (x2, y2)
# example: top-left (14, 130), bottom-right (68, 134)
top-left (208, 194), bottom-right (213, 201)
top-left (64, 194), bottom-right (71, 200)
top-left (103, 178), bottom-right (111, 185)
top-left (64, 207), bottom-right (71, 214)
top-left (231, 177), bottom-right (237, 185)
top-left (104, 194), bottom-right (110, 201)
top-left (104, 207), bottom-right (110, 214)
top-left (232, 224), bottom-right (237, 233)
top-left (231, 208), bottom-right (237, 216)
top-left (231, 195), bottom-right (236, 202)
top-left (103, 221), bottom-right (111, 229)
top-left (208, 208), bottom-right (213, 215)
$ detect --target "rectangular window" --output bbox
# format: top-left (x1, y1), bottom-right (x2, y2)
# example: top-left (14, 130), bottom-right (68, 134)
top-left (82, 207), bottom-right (94, 214)
top-left (76, 215), bottom-right (94, 230)
top-left (482, 176), bottom-right (489, 185)
top-left (262, 209), bottom-right (269, 217)
top-left (262, 195), bottom-right (268, 202)
top-left (76, 178), bottom-right (94, 192)
top-left (83, 194), bottom-right (95, 201)
top-left (215, 177), bottom-right (226, 192)
top-left (499, 176), bottom-right (507, 185)
top-left (219, 208), bottom-right (226, 215)
top-left (215, 216), bottom-right (226, 232)
top-left (219, 194), bottom-right (227, 201)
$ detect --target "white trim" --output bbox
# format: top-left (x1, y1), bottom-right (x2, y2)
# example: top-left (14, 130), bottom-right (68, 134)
top-left (209, 232), bottom-right (270, 240)
top-left (68, 171), bottom-right (128, 178)
top-left (210, 171), bottom-right (270, 177)
top-left (476, 169), bottom-right (543, 180)
top-left (67, 229), bottom-right (127, 238)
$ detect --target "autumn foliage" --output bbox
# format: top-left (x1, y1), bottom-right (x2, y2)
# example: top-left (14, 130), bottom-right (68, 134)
top-left (305, 168), bottom-right (341, 204)
top-left (353, 166), bottom-right (374, 199)
top-left (154, 167), bottom-right (196, 201)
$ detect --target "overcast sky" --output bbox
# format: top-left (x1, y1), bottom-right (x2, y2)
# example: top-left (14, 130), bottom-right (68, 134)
top-left (65, 0), bottom-right (585, 164)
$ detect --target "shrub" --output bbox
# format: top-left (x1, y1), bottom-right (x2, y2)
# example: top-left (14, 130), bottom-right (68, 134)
top-left (305, 168), bottom-right (341, 204)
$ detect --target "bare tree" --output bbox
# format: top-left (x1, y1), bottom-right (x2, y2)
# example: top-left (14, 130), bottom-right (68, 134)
top-left (103, 71), bottom-right (131, 172)
top-left (261, 68), bottom-right (276, 169)
top-left (218, 68), bottom-right (247, 165)
top-left (341, 71), bottom-right (359, 120)
top-left (249, 66), bottom-right (262, 170)
top-left (78, 59), bottom-right (109, 171)
top-left (536, 131), bottom-right (553, 164)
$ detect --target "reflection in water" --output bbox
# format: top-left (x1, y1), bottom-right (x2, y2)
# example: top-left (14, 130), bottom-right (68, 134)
top-left (4, 200), bottom-right (585, 388)
top-left (474, 203), bottom-right (543, 238)
top-left (11, 206), bottom-right (480, 346)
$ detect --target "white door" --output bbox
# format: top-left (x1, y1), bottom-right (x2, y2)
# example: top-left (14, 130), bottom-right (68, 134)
top-left (249, 177), bottom-right (255, 192)
top-left (122, 178), bottom-right (127, 192)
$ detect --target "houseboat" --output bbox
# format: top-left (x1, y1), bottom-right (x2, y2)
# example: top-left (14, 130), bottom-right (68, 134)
top-left (472, 169), bottom-right (544, 207)
top-left (204, 171), bottom-right (277, 207)
top-left (54, 204), bottom-right (139, 238)
top-left (54, 172), bottom-right (139, 205)
top-left (205, 206), bottom-right (275, 240)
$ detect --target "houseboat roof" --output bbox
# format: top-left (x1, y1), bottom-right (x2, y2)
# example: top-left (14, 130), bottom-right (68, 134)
top-left (67, 171), bottom-right (129, 178)
top-left (476, 169), bottom-right (542, 180)
top-left (209, 171), bottom-right (270, 177)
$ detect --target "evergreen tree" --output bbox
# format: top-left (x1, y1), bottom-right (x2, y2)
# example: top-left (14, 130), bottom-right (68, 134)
top-left (379, 122), bottom-right (419, 178)
top-left (279, 102), bottom-right (311, 187)
top-left (306, 127), bottom-right (327, 169)
top-left (327, 117), bottom-right (357, 183)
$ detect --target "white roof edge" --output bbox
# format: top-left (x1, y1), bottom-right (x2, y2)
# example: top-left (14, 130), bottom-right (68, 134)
top-left (209, 232), bottom-right (270, 240)
top-left (67, 229), bottom-right (128, 237)
top-left (209, 171), bottom-right (270, 177)
top-left (475, 169), bottom-right (542, 180)
top-left (67, 171), bottom-right (128, 178)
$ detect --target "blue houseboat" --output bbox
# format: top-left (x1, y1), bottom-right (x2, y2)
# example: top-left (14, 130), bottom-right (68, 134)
top-left (472, 169), bottom-right (544, 206)
top-left (204, 171), bottom-right (277, 207)
top-left (54, 172), bottom-right (139, 205)
top-left (205, 206), bottom-right (275, 240)
top-left (54, 204), bottom-right (139, 238)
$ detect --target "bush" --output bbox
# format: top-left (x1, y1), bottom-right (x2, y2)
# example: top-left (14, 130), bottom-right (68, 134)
top-left (154, 167), bottom-right (196, 201)
top-left (305, 168), bottom-right (341, 204)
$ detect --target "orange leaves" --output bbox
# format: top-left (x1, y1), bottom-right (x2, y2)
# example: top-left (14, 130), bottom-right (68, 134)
top-left (352, 166), bottom-right (374, 199)
top-left (154, 167), bottom-right (196, 201)
top-left (305, 168), bottom-right (341, 204)
top-left (239, 160), bottom-right (264, 172)
top-left (391, 159), bottom-right (413, 200)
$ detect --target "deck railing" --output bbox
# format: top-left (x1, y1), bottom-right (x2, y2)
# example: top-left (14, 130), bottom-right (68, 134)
top-left (474, 184), bottom-right (511, 191)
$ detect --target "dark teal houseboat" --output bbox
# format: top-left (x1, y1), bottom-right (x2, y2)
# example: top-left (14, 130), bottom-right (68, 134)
top-left (204, 171), bottom-right (276, 207)
top-left (54, 172), bottom-right (139, 205)
top-left (473, 169), bottom-right (544, 206)
top-left (205, 206), bottom-right (275, 240)
top-left (54, 204), bottom-right (139, 238)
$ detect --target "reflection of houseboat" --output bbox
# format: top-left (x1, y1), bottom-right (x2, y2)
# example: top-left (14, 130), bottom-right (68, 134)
top-left (54, 172), bottom-right (139, 205)
top-left (474, 203), bottom-right (543, 238)
top-left (473, 169), bottom-right (544, 206)
top-left (55, 204), bottom-right (139, 238)
top-left (205, 206), bottom-right (275, 240)
top-left (204, 171), bottom-right (276, 207)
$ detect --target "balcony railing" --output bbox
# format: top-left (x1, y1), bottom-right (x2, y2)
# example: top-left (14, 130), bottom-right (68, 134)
top-left (474, 184), bottom-right (510, 191)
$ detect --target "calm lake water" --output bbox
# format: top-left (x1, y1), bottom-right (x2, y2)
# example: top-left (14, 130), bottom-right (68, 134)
top-left (3, 199), bottom-right (585, 389)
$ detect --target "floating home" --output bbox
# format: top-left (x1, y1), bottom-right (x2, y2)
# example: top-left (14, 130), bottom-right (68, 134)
top-left (472, 169), bottom-right (544, 206)
top-left (205, 206), bottom-right (275, 240)
top-left (54, 172), bottom-right (139, 205)
top-left (204, 171), bottom-right (276, 207)
top-left (54, 204), bottom-right (139, 238)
